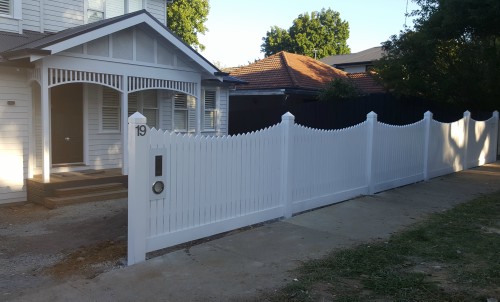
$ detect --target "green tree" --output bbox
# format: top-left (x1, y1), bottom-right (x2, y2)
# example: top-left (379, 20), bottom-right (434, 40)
top-left (261, 8), bottom-right (350, 59)
top-left (375, 0), bottom-right (500, 109)
top-left (318, 78), bottom-right (362, 101)
top-left (166, 0), bottom-right (209, 51)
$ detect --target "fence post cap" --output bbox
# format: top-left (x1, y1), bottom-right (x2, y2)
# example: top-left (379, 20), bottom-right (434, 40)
top-left (463, 110), bottom-right (471, 117)
top-left (424, 111), bottom-right (433, 118)
top-left (281, 112), bottom-right (295, 121)
top-left (493, 111), bottom-right (499, 118)
top-left (366, 111), bottom-right (377, 119)
top-left (128, 112), bottom-right (147, 124)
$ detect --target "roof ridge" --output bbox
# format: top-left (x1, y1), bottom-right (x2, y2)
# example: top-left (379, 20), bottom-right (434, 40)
top-left (281, 52), bottom-right (300, 88)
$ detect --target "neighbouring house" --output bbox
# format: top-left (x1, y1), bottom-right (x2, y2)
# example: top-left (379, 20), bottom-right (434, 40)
top-left (227, 51), bottom-right (385, 134)
top-left (228, 51), bottom-right (347, 111)
top-left (347, 71), bottom-right (386, 94)
top-left (320, 46), bottom-right (385, 73)
top-left (0, 0), bottom-right (236, 205)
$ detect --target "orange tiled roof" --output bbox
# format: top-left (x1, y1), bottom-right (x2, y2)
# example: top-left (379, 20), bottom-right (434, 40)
top-left (347, 71), bottom-right (386, 94)
top-left (229, 51), bottom-right (348, 91)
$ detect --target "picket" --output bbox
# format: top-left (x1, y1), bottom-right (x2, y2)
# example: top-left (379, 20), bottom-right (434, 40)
top-left (127, 110), bottom-right (499, 265)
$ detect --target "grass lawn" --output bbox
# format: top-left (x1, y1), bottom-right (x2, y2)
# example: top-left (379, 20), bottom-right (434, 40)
top-left (267, 191), bottom-right (500, 301)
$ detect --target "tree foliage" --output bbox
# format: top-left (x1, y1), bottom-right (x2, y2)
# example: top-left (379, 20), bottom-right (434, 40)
top-left (261, 8), bottom-right (350, 59)
top-left (166, 0), bottom-right (209, 51)
top-left (375, 0), bottom-right (500, 109)
top-left (318, 78), bottom-right (362, 101)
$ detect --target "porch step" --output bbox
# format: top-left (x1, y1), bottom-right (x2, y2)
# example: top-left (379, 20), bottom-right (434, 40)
top-left (53, 182), bottom-right (125, 197)
top-left (43, 183), bottom-right (127, 209)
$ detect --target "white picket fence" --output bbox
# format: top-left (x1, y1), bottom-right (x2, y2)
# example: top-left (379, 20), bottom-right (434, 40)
top-left (127, 110), bottom-right (499, 265)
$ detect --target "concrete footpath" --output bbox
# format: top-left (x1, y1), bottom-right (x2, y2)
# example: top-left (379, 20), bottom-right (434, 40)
top-left (12, 162), bottom-right (500, 302)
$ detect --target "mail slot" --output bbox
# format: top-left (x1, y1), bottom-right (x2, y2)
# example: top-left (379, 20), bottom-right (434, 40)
top-left (155, 155), bottom-right (162, 176)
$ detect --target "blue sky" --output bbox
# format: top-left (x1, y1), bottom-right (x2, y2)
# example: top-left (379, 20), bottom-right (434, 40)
top-left (198, 0), bottom-right (420, 67)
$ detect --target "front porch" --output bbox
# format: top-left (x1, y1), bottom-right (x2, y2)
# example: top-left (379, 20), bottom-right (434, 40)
top-left (27, 168), bottom-right (127, 208)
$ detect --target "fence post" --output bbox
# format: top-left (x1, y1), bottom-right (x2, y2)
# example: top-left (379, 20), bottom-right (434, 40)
top-left (280, 112), bottom-right (295, 218)
top-left (462, 111), bottom-right (471, 170)
top-left (423, 111), bottom-right (433, 181)
top-left (127, 112), bottom-right (149, 266)
top-left (366, 111), bottom-right (377, 194)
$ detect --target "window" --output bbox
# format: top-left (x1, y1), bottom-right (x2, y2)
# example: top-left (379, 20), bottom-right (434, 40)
top-left (101, 87), bottom-right (121, 132)
top-left (128, 90), bottom-right (158, 128)
top-left (203, 90), bottom-right (217, 131)
top-left (105, 0), bottom-right (144, 18)
top-left (0, 0), bottom-right (10, 16)
top-left (88, 0), bottom-right (105, 23)
top-left (0, 0), bottom-right (21, 19)
top-left (173, 93), bottom-right (196, 132)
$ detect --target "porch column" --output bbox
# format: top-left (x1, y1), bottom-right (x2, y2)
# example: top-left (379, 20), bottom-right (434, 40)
top-left (121, 75), bottom-right (128, 175)
top-left (41, 65), bottom-right (51, 182)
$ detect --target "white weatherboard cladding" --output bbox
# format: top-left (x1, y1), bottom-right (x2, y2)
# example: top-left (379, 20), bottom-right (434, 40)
top-left (23, 0), bottom-right (41, 32)
top-left (33, 84), bottom-right (42, 175)
top-left (0, 14), bottom-right (18, 32)
top-left (19, 0), bottom-right (166, 34)
top-left (106, 0), bottom-right (125, 18)
top-left (218, 87), bottom-right (228, 135)
top-left (0, 67), bottom-right (30, 204)
top-left (146, 0), bottom-right (166, 25)
top-left (44, 0), bottom-right (84, 32)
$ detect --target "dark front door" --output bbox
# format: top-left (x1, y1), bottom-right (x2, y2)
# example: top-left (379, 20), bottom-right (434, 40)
top-left (51, 83), bottom-right (84, 165)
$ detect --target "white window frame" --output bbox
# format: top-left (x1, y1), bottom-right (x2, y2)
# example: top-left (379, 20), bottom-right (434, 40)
top-left (202, 89), bottom-right (217, 132)
top-left (0, 0), bottom-right (21, 19)
top-left (99, 86), bottom-right (121, 133)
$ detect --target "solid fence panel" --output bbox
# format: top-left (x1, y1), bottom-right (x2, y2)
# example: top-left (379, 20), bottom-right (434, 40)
top-left (371, 120), bottom-right (425, 193)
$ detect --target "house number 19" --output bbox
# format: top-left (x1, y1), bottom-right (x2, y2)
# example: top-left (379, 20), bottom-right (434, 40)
top-left (136, 125), bottom-right (147, 136)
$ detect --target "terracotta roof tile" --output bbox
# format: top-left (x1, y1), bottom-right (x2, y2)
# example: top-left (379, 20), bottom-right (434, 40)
top-left (229, 51), bottom-right (348, 91)
top-left (347, 71), bottom-right (386, 94)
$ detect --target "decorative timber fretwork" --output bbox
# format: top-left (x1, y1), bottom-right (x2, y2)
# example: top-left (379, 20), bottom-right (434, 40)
top-left (27, 68), bottom-right (41, 85)
top-left (48, 68), bottom-right (123, 91)
top-left (128, 76), bottom-right (198, 97)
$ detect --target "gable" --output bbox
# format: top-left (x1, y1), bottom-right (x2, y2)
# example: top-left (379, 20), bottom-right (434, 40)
top-left (2, 11), bottom-right (217, 77)
top-left (63, 25), bottom-right (196, 71)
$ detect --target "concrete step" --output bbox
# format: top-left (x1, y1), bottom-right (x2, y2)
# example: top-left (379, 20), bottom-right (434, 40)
top-left (44, 189), bottom-right (128, 209)
top-left (53, 183), bottom-right (125, 197)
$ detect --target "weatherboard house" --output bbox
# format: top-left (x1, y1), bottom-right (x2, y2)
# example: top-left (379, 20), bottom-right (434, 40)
top-left (0, 0), bottom-right (236, 205)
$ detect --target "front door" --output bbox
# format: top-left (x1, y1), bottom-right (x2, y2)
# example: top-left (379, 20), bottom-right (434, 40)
top-left (51, 83), bottom-right (84, 165)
